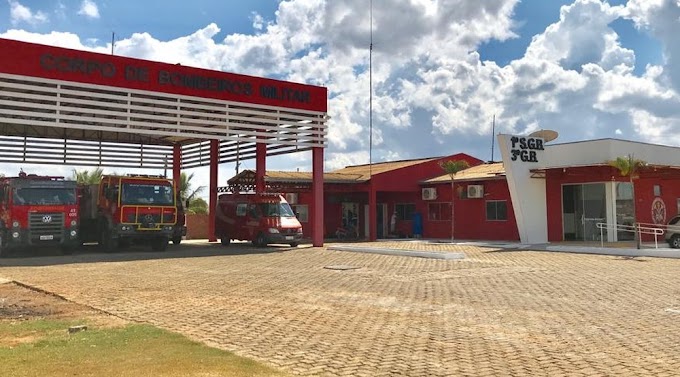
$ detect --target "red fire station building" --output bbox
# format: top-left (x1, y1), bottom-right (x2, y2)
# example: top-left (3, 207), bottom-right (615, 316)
top-left (229, 134), bottom-right (680, 244)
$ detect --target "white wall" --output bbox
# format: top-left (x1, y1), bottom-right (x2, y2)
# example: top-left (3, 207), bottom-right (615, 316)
top-left (498, 134), bottom-right (548, 244)
top-left (500, 136), bottom-right (680, 244)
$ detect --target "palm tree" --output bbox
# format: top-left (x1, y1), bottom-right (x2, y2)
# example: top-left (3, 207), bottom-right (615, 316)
top-left (440, 159), bottom-right (470, 243)
top-left (178, 171), bottom-right (206, 208)
top-left (72, 168), bottom-right (103, 184)
top-left (608, 154), bottom-right (646, 249)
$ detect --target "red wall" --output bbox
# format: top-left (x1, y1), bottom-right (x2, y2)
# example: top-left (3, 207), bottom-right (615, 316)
top-left (545, 166), bottom-right (680, 242)
top-left (186, 213), bottom-right (209, 239)
top-left (627, 176), bottom-right (680, 241)
top-left (546, 166), bottom-right (622, 242)
top-left (371, 154), bottom-right (483, 192)
top-left (422, 179), bottom-right (519, 241)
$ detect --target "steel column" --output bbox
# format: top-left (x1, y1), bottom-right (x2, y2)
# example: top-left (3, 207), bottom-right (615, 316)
top-left (312, 147), bottom-right (324, 247)
top-left (369, 182), bottom-right (377, 241)
top-left (256, 141), bottom-right (266, 193)
top-left (172, 144), bottom-right (181, 194)
top-left (208, 139), bottom-right (218, 242)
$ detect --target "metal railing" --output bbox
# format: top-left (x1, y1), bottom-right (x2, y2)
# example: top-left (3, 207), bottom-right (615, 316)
top-left (596, 222), bottom-right (665, 249)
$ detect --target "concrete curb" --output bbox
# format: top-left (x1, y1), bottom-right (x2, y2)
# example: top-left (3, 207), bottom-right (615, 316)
top-left (328, 245), bottom-right (465, 260)
top-left (545, 246), bottom-right (680, 259)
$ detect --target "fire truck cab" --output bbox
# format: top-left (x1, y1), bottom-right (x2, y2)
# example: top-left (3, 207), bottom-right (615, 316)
top-left (0, 172), bottom-right (79, 257)
top-left (79, 174), bottom-right (177, 252)
top-left (215, 192), bottom-right (303, 247)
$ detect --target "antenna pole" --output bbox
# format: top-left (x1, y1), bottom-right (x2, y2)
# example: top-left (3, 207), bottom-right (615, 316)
top-left (490, 114), bottom-right (496, 162)
top-left (369, 0), bottom-right (373, 177)
top-left (111, 32), bottom-right (115, 55)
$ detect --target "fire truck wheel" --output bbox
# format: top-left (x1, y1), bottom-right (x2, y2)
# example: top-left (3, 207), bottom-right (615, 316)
top-left (220, 237), bottom-right (230, 246)
top-left (100, 227), bottom-right (119, 253)
top-left (172, 235), bottom-right (182, 245)
top-left (151, 237), bottom-right (169, 252)
top-left (254, 233), bottom-right (267, 247)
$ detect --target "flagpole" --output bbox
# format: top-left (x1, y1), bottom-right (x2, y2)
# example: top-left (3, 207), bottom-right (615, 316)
top-left (369, 0), bottom-right (373, 177)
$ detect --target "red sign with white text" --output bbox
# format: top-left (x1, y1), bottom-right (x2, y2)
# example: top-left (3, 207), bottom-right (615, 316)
top-left (0, 38), bottom-right (327, 112)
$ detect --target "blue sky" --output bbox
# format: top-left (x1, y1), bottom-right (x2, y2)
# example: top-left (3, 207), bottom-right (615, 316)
top-left (478, 0), bottom-right (662, 74)
top-left (0, 0), bottom-right (679, 191)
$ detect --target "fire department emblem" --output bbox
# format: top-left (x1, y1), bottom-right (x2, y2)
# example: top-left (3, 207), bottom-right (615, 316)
top-left (42, 215), bottom-right (52, 223)
top-left (651, 197), bottom-right (666, 225)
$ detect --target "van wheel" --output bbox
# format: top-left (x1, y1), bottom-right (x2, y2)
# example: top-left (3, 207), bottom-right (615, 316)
top-left (220, 237), bottom-right (230, 246)
top-left (289, 242), bottom-right (298, 247)
top-left (254, 233), bottom-right (267, 247)
top-left (670, 235), bottom-right (680, 249)
top-left (151, 237), bottom-right (169, 252)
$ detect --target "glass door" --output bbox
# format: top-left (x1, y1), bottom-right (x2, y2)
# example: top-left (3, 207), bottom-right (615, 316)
top-left (582, 183), bottom-right (606, 241)
top-left (563, 183), bottom-right (607, 241)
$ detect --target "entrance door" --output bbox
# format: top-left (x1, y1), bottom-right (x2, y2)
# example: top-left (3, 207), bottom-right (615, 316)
top-left (376, 204), bottom-right (386, 239)
top-left (562, 183), bottom-right (607, 241)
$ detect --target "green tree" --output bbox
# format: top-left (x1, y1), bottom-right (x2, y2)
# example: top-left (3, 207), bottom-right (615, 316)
top-left (72, 168), bottom-right (103, 184)
top-left (439, 159), bottom-right (470, 243)
top-left (608, 154), bottom-right (646, 249)
top-left (178, 171), bottom-right (206, 207)
top-left (187, 197), bottom-right (209, 215)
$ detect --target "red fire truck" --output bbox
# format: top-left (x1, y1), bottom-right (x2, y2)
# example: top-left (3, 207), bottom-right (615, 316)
top-left (0, 172), bottom-right (79, 257)
top-left (79, 174), bottom-right (177, 252)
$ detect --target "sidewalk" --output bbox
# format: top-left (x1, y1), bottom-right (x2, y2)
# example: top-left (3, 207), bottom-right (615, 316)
top-left (327, 238), bottom-right (680, 259)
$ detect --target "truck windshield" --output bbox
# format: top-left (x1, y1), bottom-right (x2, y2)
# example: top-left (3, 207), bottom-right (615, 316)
top-left (13, 188), bottom-right (76, 205)
top-left (121, 183), bottom-right (174, 205)
top-left (260, 203), bottom-right (296, 217)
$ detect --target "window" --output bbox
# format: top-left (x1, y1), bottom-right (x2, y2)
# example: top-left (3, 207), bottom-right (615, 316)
top-left (395, 203), bottom-right (416, 221)
top-left (292, 204), bottom-right (309, 222)
top-left (236, 203), bottom-right (247, 217)
top-left (654, 185), bottom-right (662, 197)
top-left (121, 183), bottom-right (174, 205)
top-left (486, 200), bottom-right (508, 221)
top-left (428, 202), bottom-right (451, 221)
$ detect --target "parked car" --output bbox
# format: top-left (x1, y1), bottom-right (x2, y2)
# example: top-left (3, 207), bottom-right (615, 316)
top-left (665, 215), bottom-right (680, 248)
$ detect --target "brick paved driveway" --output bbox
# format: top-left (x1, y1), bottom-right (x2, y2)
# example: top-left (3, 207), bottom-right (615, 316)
top-left (1, 241), bottom-right (680, 376)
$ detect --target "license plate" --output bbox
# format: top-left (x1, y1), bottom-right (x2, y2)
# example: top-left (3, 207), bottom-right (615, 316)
top-left (40, 235), bottom-right (54, 241)
top-left (285, 236), bottom-right (294, 240)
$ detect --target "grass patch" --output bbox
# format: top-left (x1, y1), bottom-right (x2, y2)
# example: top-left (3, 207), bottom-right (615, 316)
top-left (1, 320), bottom-right (288, 377)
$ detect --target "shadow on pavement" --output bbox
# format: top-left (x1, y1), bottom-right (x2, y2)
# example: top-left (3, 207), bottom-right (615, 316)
top-left (0, 241), bottom-right (309, 267)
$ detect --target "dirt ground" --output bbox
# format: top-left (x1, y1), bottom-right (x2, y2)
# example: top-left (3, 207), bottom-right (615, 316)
top-left (0, 281), bottom-right (127, 345)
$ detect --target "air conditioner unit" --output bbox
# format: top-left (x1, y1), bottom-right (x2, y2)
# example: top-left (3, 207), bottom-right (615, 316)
top-left (422, 188), bottom-right (437, 200)
top-left (284, 193), bottom-right (298, 204)
top-left (467, 185), bottom-right (484, 199)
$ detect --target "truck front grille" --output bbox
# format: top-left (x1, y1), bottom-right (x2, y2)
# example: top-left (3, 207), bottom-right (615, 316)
top-left (29, 212), bottom-right (64, 241)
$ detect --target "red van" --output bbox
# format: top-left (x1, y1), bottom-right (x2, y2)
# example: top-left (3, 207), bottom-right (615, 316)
top-left (215, 193), bottom-right (303, 247)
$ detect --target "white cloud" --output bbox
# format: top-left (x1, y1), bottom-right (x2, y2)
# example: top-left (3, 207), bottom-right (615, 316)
top-left (626, 0), bottom-right (680, 92)
top-left (77, 0), bottom-right (100, 19)
top-left (8, 0), bottom-right (48, 25)
top-left (525, 0), bottom-right (632, 71)
top-left (1, 0), bottom-right (680, 179)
